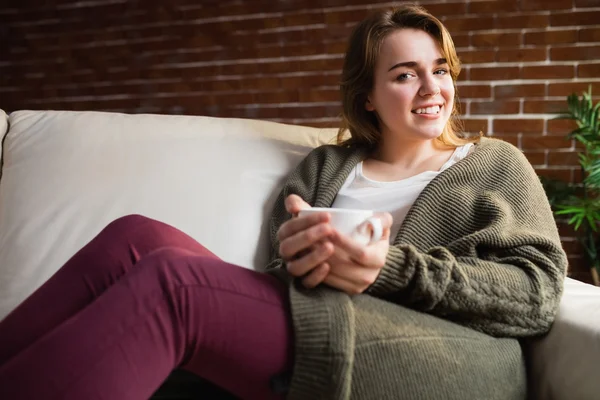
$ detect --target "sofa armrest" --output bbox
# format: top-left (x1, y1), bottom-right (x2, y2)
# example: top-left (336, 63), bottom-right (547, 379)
top-left (526, 277), bottom-right (600, 400)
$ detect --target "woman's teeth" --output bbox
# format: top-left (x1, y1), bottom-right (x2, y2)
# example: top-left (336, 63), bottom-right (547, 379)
top-left (413, 105), bottom-right (441, 114)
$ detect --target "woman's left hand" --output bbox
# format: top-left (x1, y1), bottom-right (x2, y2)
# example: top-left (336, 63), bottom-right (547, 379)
top-left (323, 212), bottom-right (393, 295)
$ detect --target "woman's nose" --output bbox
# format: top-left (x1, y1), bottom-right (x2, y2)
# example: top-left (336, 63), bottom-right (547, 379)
top-left (418, 76), bottom-right (440, 97)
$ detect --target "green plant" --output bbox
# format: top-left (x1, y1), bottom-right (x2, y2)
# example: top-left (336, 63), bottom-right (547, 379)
top-left (541, 87), bottom-right (600, 286)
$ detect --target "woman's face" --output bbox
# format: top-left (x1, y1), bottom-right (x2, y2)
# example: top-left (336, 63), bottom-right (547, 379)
top-left (366, 28), bottom-right (455, 143)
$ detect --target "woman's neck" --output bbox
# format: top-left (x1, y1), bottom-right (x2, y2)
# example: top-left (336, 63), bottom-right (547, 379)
top-left (370, 137), bottom-right (451, 169)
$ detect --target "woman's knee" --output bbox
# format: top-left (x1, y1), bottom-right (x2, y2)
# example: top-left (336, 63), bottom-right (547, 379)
top-left (102, 214), bottom-right (157, 235)
top-left (134, 248), bottom-right (218, 292)
top-left (92, 215), bottom-right (217, 267)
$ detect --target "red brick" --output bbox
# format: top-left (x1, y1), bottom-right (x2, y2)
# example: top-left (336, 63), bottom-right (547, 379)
top-left (490, 134), bottom-right (520, 146)
top-left (567, 268), bottom-right (593, 285)
top-left (494, 84), bottom-right (546, 99)
top-left (462, 118), bottom-right (489, 134)
top-left (524, 30), bottom-right (578, 45)
top-left (495, 14), bottom-right (549, 29)
top-left (423, 2), bottom-right (469, 16)
top-left (524, 151), bottom-right (547, 165)
top-left (521, 65), bottom-right (575, 80)
top-left (458, 68), bottom-right (470, 81)
top-left (578, 63), bottom-right (600, 78)
top-left (493, 119), bottom-right (544, 134)
top-left (548, 82), bottom-right (600, 97)
top-left (279, 105), bottom-right (340, 119)
top-left (471, 32), bottom-right (521, 47)
top-left (496, 48), bottom-right (547, 62)
top-left (298, 89), bottom-right (340, 102)
top-left (575, 0), bottom-right (600, 6)
top-left (443, 16), bottom-right (496, 32)
top-left (468, 0), bottom-right (520, 13)
top-left (548, 151), bottom-right (582, 166)
top-left (522, 135), bottom-right (574, 150)
top-left (324, 9), bottom-right (366, 24)
top-left (456, 84), bottom-right (492, 99)
top-left (471, 101), bottom-right (520, 115)
top-left (523, 100), bottom-right (569, 114)
top-left (573, 168), bottom-right (585, 182)
top-left (535, 168), bottom-right (573, 182)
top-left (521, 0), bottom-right (575, 10)
top-left (322, 41), bottom-right (347, 55)
top-left (547, 119), bottom-right (578, 134)
top-left (261, 90), bottom-right (301, 103)
top-left (551, 46), bottom-right (600, 61)
top-left (557, 221), bottom-right (578, 239)
top-left (470, 66), bottom-right (520, 81)
top-left (451, 33), bottom-right (470, 48)
top-left (459, 50), bottom-right (496, 64)
top-left (551, 11), bottom-right (600, 26)
top-left (279, 73), bottom-right (337, 89)
top-left (579, 28), bottom-right (600, 42)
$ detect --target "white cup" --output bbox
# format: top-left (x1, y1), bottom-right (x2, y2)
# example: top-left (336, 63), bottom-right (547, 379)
top-left (298, 207), bottom-right (383, 246)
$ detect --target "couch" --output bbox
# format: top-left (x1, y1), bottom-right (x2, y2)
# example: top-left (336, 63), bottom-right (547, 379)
top-left (0, 109), bottom-right (598, 399)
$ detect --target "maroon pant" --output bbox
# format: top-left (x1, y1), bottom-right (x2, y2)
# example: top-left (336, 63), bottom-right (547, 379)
top-left (0, 215), bottom-right (293, 400)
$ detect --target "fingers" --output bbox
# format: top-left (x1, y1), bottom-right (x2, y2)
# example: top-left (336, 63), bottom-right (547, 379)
top-left (286, 241), bottom-right (334, 278)
top-left (373, 212), bottom-right (393, 240)
top-left (285, 194), bottom-right (311, 216)
top-left (323, 269), bottom-right (379, 296)
top-left (277, 210), bottom-right (330, 244)
top-left (279, 219), bottom-right (333, 261)
top-left (375, 212), bottom-right (393, 229)
top-left (301, 263), bottom-right (330, 288)
top-left (330, 232), bottom-right (387, 269)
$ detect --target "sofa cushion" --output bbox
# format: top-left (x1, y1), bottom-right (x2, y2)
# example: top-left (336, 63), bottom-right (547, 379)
top-left (526, 277), bottom-right (600, 399)
top-left (0, 109), bottom-right (336, 319)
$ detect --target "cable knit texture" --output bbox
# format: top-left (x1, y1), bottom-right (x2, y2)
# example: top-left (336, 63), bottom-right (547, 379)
top-left (265, 137), bottom-right (567, 400)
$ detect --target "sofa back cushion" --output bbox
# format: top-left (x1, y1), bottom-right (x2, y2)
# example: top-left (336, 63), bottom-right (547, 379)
top-left (0, 110), bottom-right (335, 319)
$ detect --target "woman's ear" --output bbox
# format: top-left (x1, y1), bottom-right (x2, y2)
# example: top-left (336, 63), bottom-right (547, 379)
top-left (365, 97), bottom-right (375, 111)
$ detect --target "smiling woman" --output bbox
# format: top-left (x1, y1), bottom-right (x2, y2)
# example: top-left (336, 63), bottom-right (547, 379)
top-left (0, 4), bottom-right (567, 400)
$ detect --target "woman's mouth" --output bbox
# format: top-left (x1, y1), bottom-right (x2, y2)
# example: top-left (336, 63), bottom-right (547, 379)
top-left (412, 105), bottom-right (442, 115)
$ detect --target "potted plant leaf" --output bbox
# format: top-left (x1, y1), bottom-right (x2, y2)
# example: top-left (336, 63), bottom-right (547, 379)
top-left (541, 87), bottom-right (600, 286)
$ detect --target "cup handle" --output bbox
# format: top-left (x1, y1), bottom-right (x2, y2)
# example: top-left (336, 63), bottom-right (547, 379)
top-left (365, 216), bottom-right (383, 244)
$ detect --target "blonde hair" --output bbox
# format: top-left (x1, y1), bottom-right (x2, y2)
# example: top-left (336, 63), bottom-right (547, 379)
top-left (336, 4), bottom-right (479, 148)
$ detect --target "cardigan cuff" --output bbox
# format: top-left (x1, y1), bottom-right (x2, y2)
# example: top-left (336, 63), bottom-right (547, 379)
top-left (366, 245), bottom-right (411, 296)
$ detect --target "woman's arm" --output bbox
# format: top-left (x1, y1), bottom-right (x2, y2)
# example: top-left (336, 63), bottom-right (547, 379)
top-left (368, 239), bottom-right (566, 337)
top-left (364, 144), bottom-right (568, 338)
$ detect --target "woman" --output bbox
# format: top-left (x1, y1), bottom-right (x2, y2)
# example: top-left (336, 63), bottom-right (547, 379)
top-left (0, 5), bottom-right (567, 400)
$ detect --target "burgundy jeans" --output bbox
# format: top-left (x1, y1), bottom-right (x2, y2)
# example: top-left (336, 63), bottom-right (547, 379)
top-left (0, 215), bottom-right (293, 400)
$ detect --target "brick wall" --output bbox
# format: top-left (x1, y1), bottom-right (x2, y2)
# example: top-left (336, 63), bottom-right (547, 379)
top-left (1, 0), bottom-right (599, 283)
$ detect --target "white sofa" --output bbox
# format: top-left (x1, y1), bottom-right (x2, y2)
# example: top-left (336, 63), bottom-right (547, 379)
top-left (0, 109), bottom-right (598, 399)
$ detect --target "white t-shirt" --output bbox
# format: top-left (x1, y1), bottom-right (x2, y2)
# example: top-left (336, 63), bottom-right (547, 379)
top-left (331, 143), bottom-right (474, 242)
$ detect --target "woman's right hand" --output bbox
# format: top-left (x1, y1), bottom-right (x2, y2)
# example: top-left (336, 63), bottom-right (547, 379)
top-left (277, 194), bottom-right (335, 288)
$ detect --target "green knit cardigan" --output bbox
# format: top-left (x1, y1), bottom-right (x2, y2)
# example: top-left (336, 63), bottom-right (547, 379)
top-left (266, 137), bottom-right (567, 400)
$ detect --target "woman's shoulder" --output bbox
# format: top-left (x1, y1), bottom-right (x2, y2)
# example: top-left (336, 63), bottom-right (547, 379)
top-left (468, 137), bottom-right (540, 185)
top-left (302, 143), bottom-right (368, 165)
top-left (474, 136), bottom-right (531, 165)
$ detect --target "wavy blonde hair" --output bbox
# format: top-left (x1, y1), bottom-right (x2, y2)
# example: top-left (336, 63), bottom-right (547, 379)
top-left (337, 4), bottom-right (479, 148)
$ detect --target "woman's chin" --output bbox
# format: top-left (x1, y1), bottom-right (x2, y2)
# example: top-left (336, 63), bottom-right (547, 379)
top-left (412, 127), bottom-right (445, 140)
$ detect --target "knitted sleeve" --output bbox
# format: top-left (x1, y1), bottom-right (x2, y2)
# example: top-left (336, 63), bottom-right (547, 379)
top-left (366, 142), bottom-right (568, 338)
top-left (264, 146), bottom-right (329, 275)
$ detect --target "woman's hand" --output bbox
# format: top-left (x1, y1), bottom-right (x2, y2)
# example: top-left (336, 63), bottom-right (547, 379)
top-left (277, 195), bottom-right (335, 288)
top-left (323, 212), bottom-right (393, 295)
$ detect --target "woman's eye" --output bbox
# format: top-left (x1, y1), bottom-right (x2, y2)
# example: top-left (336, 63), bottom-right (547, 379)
top-left (434, 69), bottom-right (448, 75)
top-left (396, 73), bottom-right (411, 81)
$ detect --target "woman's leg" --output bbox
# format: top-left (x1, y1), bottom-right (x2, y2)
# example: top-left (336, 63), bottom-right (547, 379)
top-left (0, 248), bottom-right (293, 400)
top-left (0, 214), bottom-right (217, 364)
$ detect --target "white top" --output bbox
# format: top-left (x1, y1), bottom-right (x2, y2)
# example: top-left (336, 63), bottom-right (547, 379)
top-left (331, 143), bottom-right (474, 242)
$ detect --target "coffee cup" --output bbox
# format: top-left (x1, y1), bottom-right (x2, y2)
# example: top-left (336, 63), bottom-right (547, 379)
top-left (298, 207), bottom-right (383, 246)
